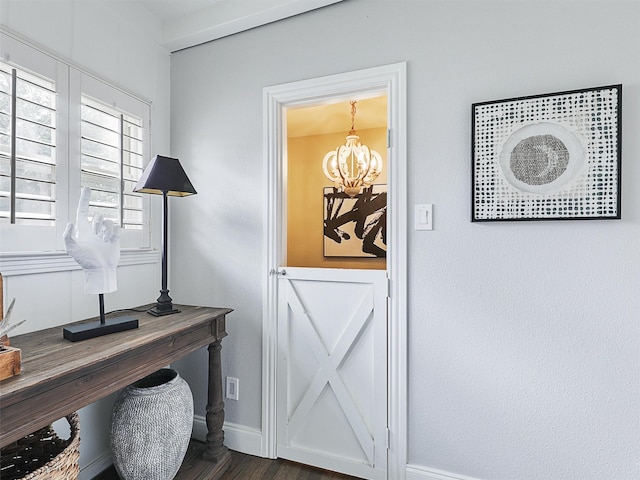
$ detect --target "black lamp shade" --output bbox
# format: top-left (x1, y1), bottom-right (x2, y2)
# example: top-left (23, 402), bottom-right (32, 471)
top-left (134, 155), bottom-right (197, 196)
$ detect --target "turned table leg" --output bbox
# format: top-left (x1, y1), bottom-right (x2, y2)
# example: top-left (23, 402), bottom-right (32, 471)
top-left (203, 339), bottom-right (231, 465)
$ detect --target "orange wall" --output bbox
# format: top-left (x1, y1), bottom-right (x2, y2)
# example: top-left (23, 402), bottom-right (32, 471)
top-left (287, 128), bottom-right (387, 269)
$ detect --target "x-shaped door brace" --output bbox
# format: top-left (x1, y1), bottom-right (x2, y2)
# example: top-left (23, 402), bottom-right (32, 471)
top-left (285, 280), bottom-right (376, 465)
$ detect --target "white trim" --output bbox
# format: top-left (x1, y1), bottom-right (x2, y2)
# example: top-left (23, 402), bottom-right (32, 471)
top-left (387, 62), bottom-right (408, 480)
top-left (0, 249), bottom-right (160, 276)
top-left (262, 62), bottom-right (408, 477)
top-left (163, 0), bottom-right (345, 52)
top-left (78, 451), bottom-right (113, 480)
top-left (406, 464), bottom-right (485, 480)
top-left (192, 416), bottom-right (262, 457)
top-left (261, 73), bottom-right (283, 459)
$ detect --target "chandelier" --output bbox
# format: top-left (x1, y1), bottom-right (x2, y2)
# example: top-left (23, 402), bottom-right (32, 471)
top-left (322, 101), bottom-right (383, 197)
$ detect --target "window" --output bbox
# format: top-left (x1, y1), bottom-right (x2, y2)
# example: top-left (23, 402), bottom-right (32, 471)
top-left (0, 32), bottom-right (150, 254)
top-left (80, 96), bottom-right (145, 232)
top-left (0, 61), bottom-right (57, 226)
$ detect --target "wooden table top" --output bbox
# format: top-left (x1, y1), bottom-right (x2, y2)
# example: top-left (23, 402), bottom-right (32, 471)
top-left (0, 304), bottom-right (232, 447)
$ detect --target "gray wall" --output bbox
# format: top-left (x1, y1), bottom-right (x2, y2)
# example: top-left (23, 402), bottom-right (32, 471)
top-left (171, 1), bottom-right (640, 479)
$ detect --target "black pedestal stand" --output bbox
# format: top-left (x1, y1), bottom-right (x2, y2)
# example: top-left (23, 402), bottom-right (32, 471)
top-left (63, 294), bottom-right (138, 342)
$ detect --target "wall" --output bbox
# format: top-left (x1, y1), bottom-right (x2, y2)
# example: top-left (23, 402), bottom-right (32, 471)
top-left (170, 1), bottom-right (639, 479)
top-left (0, 1), bottom-right (170, 477)
top-left (288, 127), bottom-right (387, 269)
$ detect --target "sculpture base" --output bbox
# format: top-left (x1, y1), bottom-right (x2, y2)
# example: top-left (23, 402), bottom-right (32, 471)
top-left (63, 316), bottom-right (138, 342)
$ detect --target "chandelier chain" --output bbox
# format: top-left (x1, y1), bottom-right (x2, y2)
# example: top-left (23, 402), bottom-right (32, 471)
top-left (350, 101), bottom-right (357, 133)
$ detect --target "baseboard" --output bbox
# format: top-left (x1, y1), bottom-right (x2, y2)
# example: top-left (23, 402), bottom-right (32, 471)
top-left (79, 451), bottom-right (113, 480)
top-left (77, 419), bottom-right (261, 480)
top-left (76, 424), bottom-right (478, 480)
top-left (192, 415), bottom-right (263, 457)
top-left (406, 464), bottom-right (484, 480)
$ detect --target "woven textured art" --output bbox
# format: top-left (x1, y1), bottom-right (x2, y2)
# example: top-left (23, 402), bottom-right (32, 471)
top-left (472, 85), bottom-right (621, 221)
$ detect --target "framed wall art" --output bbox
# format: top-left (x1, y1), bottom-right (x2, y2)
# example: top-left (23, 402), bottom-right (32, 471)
top-left (323, 185), bottom-right (386, 258)
top-left (472, 84), bottom-right (622, 221)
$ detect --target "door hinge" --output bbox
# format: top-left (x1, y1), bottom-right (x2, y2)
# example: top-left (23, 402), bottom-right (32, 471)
top-left (387, 128), bottom-right (391, 148)
top-left (385, 427), bottom-right (391, 449)
top-left (386, 277), bottom-right (391, 298)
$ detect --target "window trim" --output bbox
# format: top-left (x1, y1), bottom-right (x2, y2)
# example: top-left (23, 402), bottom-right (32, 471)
top-left (0, 248), bottom-right (159, 277)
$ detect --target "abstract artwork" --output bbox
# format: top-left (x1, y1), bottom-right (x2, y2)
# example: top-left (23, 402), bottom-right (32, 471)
top-left (323, 185), bottom-right (386, 258)
top-left (472, 84), bottom-right (622, 221)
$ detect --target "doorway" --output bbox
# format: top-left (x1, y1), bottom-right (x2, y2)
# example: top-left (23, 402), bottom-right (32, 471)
top-left (262, 63), bottom-right (407, 480)
top-left (287, 96), bottom-right (387, 269)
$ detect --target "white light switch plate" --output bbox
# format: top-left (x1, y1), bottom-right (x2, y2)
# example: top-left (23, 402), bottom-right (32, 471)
top-left (415, 204), bottom-right (433, 230)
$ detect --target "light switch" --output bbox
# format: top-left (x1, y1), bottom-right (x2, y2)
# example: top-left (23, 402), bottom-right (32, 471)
top-left (415, 204), bottom-right (433, 230)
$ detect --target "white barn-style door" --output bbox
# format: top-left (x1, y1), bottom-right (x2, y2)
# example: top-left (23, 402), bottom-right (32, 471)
top-left (264, 62), bottom-right (407, 479)
top-left (276, 267), bottom-right (388, 480)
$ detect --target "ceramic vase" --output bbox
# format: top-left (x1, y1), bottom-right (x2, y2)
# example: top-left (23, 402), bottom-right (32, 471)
top-left (110, 368), bottom-right (194, 480)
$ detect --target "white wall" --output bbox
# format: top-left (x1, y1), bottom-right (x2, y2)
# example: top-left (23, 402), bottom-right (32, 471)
top-left (0, 1), bottom-right (170, 477)
top-left (170, 1), bottom-right (640, 479)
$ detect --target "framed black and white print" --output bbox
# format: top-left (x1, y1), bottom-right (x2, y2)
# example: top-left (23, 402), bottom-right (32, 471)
top-left (472, 84), bottom-right (622, 221)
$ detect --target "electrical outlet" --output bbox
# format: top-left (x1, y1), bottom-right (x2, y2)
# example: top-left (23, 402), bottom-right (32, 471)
top-left (226, 377), bottom-right (239, 401)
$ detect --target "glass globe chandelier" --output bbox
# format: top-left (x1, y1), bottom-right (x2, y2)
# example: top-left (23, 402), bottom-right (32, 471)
top-left (322, 101), bottom-right (383, 197)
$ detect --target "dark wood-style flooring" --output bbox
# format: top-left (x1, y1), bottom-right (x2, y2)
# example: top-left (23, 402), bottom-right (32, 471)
top-left (93, 448), bottom-right (363, 479)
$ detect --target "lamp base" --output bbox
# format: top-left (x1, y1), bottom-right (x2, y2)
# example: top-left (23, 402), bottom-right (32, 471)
top-left (147, 305), bottom-right (181, 317)
top-left (63, 316), bottom-right (139, 342)
top-left (149, 289), bottom-right (180, 316)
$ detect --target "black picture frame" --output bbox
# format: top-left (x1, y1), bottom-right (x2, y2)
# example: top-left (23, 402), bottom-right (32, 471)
top-left (472, 84), bottom-right (622, 222)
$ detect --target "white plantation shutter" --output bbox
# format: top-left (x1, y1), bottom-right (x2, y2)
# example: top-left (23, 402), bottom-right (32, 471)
top-left (121, 113), bottom-right (145, 230)
top-left (0, 61), bottom-right (57, 225)
top-left (80, 97), bottom-right (145, 231)
top-left (78, 71), bottom-right (150, 249)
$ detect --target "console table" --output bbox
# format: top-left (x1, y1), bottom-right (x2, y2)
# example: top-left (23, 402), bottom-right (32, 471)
top-left (0, 304), bottom-right (233, 479)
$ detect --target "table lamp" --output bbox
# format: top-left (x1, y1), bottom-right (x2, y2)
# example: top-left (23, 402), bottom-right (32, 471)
top-left (134, 155), bottom-right (197, 316)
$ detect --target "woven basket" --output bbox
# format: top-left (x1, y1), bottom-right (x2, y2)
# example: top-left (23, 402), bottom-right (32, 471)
top-left (0, 412), bottom-right (80, 480)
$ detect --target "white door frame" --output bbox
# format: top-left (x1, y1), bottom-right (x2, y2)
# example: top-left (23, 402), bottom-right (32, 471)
top-left (262, 62), bottom-right (407, 479)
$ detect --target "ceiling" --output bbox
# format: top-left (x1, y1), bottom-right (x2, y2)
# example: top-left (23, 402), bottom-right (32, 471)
top-left (138, 0), bottom-right (225, 21)
top-left (136, 0), bottom-right (345, 52)
top-left (134, 0), bottom-right (387, 134)
top-left (137, 0), bottom-right (637, 134)
top-left (287, 96), bottom-right (387, 137)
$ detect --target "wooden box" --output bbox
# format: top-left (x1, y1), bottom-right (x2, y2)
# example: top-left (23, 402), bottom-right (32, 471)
top-left (0, 345), bottom-right (21, 381)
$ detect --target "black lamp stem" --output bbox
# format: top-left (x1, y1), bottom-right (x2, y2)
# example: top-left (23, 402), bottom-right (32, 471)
top-left (161, 190), bottom-right (168, 292)
top-left (148, 190), bottom-right (180, 316)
